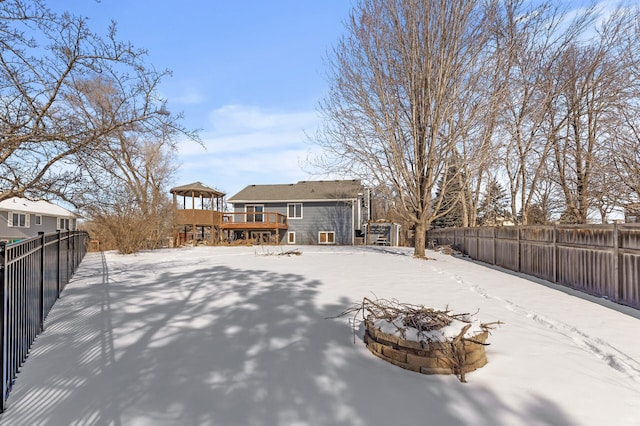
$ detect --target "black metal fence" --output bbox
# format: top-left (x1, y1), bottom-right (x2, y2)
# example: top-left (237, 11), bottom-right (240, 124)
top-left (0, 230), bottom-right (89, 412)
top-left (427, 224), bottom-right (640, 310)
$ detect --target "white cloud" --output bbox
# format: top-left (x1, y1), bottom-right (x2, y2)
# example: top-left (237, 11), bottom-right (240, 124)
top-left (162, 84), bottom-right (206, 106)
top-left (177, 104), bottom-right (321, 156)
top-left (175, 104), bottom-right (327, 196)
top-left (173, 90), bottom-right (206, 105)
top-left (209, 104), bottom-right (319, 133)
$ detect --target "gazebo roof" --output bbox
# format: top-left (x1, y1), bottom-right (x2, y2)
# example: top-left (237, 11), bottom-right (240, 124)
top-left (170, 182), bottom-right (225, 198)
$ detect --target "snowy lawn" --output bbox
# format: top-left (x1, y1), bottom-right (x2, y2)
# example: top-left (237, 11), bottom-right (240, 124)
top-left (1, 245), bottom-right (639, 426)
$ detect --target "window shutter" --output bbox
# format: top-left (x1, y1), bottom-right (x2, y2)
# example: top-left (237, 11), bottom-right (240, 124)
top-left (8, 212), bottom-right (13, 227)
top-left (57, 217), bottom-right (60, 229)
top-left (25, 214), bottom-right (30, 227)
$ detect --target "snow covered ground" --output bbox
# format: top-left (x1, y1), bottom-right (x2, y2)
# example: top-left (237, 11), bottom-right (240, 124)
top-left (1, 245), bottom-right (639, 426)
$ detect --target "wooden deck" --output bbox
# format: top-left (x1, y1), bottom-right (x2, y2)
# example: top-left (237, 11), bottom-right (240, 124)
top-left (219, 212), bottom-right (288, 230)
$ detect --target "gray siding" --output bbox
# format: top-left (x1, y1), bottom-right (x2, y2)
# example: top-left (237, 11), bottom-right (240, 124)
top-left (0, 211), bottom-right (76, 242)
top-left (233, 201), bottom-right (355, 245)
top-left (286, 201), bottom-right (354, 245)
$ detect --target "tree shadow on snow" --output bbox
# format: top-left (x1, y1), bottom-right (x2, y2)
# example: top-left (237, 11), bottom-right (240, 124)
top-left (1, 251), bottom-right (578, 426)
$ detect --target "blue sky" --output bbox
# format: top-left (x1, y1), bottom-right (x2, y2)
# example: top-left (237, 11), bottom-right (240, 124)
top-left (48, 1), bottom-right (616, 201)
top-left (50, 1), bottom-right (354, 198)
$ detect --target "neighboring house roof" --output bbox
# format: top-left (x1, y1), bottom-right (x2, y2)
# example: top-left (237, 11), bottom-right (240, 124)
top-left (0, 197), bottom-right (77, 218)
top-left (170, 182), bottom-right (225, 198)
top-left (228, 180), bottom-right (364, 203)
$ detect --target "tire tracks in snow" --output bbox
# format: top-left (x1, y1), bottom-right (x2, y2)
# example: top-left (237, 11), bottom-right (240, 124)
top-left (431, 264), bottom-right (640, 387)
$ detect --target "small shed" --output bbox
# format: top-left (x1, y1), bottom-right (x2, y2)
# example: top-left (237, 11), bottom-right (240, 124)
top-left (365, 221), bottom-right (401, 246)
top-left (170, 182), bottom-right (225, 246)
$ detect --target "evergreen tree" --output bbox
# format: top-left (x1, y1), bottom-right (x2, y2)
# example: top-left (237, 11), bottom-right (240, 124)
top-left (559, 210), bottom-right (580, 224)
top-left (521, 203), bottom-right (549, 225)
top-left (477, 178), bottom-right (509, 226)
top-left (432, 166), bottom-right (465, 229)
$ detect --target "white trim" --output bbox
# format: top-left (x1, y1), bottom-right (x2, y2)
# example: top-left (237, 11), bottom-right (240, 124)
top-left (287, 203), bottom-right (303, 219)
top-left (35, 214), bottom-right (42, 226)
top-left (230, 198), bottom-right (357, 204)
top-left (9, 211), bottom-right (29, 228)
top-left (287, 231), bottom-right (296, 244)
top-left (318, 231), bottom-right (335, 245)
top-left (57, 217), bottom-right (70, 230)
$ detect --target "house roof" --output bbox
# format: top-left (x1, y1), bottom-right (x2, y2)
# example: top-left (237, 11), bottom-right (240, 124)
top-left (0, 197), bottom-right (77, 218)
top-left (228, 180), bottom-right (364, 203)
top-left (170, 182), bottom-right (225, 198)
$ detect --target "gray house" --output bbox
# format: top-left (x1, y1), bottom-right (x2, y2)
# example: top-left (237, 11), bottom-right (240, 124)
top-left (227, 180), bottom-right (370, 245)
top-left (0, 197), bottom-right (77, 243)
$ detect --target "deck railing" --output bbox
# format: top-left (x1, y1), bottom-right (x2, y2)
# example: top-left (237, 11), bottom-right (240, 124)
top-left (174, 209), bottom-right (223, 226)
top-left (221, 212), bottom-right (288, 227)
top-left (0, 230), bottom-right (89, 412)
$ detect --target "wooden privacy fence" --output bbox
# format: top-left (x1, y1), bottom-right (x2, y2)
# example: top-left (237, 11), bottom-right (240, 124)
top-left (0, 230), bottom-right (89, 412)
top-left (427, 224), bottom-right (640, 310)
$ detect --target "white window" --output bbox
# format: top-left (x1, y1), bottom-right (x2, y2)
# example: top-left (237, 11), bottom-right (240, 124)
top-left (287, 231), bottom-right (296, 244)
top-left (319, 231), bottom-right (335, 244)
top-left (8, 212), bottom-right (29, 228)
top-left (287, 203), bottom-right (303, 219)
top-left (57, 217), bottom-right (70, 230)
top-left (246, 205), bottom-right (264, 223)
top-left (35, 215), bottom-right (42, 226)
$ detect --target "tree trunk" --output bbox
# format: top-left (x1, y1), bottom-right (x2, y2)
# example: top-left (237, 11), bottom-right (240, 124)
top-left (414, 222), bottom-right (426, 258)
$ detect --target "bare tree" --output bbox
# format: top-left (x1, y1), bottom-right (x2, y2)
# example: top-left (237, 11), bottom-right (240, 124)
top-left (77, 126), bottom-right (177, 254)
top-left (614, 110), bottom-right (640, 206)
top-left (549, 8), bottom-right (637, 223)
top-left (314, 0), bottom-right (496, 257)
top-left (0, 0), bottom-right (195, 203)
top-left (493, 1), bottom-right (597, 224)
top-left (608, 8), bottom-right (640, 215)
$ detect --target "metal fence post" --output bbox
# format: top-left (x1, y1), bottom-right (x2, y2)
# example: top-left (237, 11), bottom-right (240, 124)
top-left (66, 231), bottom-right (70, 288)
top-left (1, 242), bottom-right (7, 412)
top-left (56, 230), bottom-right (61, 299)
top-left (38, 232), bottom-right (45, 332)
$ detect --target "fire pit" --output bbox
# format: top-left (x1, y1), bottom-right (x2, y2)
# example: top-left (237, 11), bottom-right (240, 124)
top-left (364, 317), bottom-right (489, 382)
top-left (337, 298), bottom-right (499, 382)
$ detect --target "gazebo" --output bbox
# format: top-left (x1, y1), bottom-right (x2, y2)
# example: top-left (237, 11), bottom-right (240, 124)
top-left (170, 182), bottom-right (225, 246)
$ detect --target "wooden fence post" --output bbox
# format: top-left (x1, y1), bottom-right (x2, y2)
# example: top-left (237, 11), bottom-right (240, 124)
top-left (553, 224), bottom-right (558, 284)
top-left (613, 223), bottom-right (621, 303)
top-left (492, 227), bottom-right (496, 265)
top-left (517, 227), bottom-right (521, 272)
